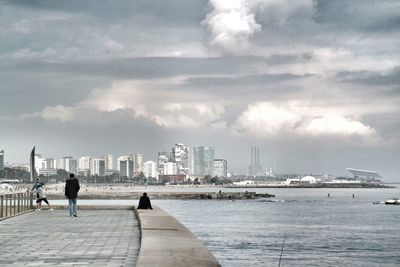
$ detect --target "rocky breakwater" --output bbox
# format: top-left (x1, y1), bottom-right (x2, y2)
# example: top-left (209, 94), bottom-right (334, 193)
top-left (47, 191), bottom-right (275, 200)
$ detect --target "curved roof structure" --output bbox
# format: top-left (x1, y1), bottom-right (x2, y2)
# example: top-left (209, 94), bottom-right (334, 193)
top-left (346, 168), bottom-right (382, 178)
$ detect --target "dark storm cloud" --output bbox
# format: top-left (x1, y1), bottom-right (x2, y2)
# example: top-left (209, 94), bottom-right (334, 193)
top-left (3, 55), bottom-right (305, 80)
top-left (3, 0), bottom-right (207, 26)
top-left (337, 67), bottom-right (400, 86)
top-left (315, 0), bottom-right (400, 33)
top-left (186, 73), bottom-right (314, 87)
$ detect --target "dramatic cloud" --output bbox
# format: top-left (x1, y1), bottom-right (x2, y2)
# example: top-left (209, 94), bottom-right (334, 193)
top-left (233, 101), bottom-right (379, 142)
top-left (202, 0), bottom-right (261, 52)
top-left (1, 1), bottom-right (400, 178)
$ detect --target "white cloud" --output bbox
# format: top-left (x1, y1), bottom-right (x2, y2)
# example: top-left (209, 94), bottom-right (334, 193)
top-left (300, 115), bottom-right (377, 136)
top-left (233, 101), bottom-right (379, 142)
top-left (40, 105), bottom-right (75, 122)
top-left (202, 0), bottom-right (261, 52)
top-left (82, 80), bottom-right (226, 129)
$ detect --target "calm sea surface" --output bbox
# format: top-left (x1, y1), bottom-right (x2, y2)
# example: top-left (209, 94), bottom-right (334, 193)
top-left (54, 187), bottom-right (400, 266)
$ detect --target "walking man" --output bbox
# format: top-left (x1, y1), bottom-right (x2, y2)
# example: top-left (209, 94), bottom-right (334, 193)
top-left (65, 173), bottom-right (80, 217)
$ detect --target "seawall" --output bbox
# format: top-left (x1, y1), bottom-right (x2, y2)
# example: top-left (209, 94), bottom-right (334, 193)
top-left (135, 205), bottom-right (221, 267)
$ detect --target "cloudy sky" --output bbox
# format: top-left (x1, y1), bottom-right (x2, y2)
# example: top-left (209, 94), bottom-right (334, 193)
top-left (1, 0), bottom-right (399, 180)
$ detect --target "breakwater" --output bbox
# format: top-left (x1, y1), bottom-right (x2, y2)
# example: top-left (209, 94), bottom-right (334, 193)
top-left (47, 191), bottom-right (275, 200)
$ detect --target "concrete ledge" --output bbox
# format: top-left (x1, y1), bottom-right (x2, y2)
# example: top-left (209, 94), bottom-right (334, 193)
top-left (52, 205), bottom-right (135, 210)
top-left (136, 206), bottom-right (221, 267)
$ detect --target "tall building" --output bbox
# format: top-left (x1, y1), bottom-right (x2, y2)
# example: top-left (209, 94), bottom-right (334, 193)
top-left (45, 158), bottom-right (56, 169)
top-left (133, 153), bottom-right (143, 176)
top-left (158, 152), bottom-right (170, 175)
top-left (191, 146), bottom-right (214, 177)
top-left (143, 160), bottom-right (157, 179)
top-left (35, 154), bottom-right (46, 170)
top-left (91, 158), bottom-right (105, 176)
top-left (61, 157), bottom-right (77, 174)
top-left (118, 156), bottom-right (133, 178)
top-left (214, 159), bottom-right (227, 178)
top-left (172, 143), bottom-right (189, 175)
top-left (248, 146), bottom-right (262, 176)
top-left (164, 162), bottom-right (178, 175)
top-left (0, 150), bottom-right (4, 178)
top-left (103, 154), bottom-right (114, 171)
top-left (78, 156), bottom-right (92, 176)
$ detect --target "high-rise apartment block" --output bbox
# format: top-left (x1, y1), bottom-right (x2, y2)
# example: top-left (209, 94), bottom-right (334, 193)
top-left (118, 156), bottom-right (133, 178)
top-left (91, 158), bottom-right (105, 176)
top-left (172, 143), bottom-right (189, 175)
top-left (143, 160), bottom-right (157, 179)
top-left (133, 153), bottom-right (143, 176)
top-left (61, 157), bottom-right (77, 174)
top-left (103, 154), bottom-right (114, 171)
top-left (164, 162), bottom-right (178, 175)
top-left (0, 150), bottom-right (4, 178)
top-left (191, 146), bottom-right (214, 177)
top-left (158, 151), bottom-right (170, 175)
top-left (213, 159), bottom-right (227, 178)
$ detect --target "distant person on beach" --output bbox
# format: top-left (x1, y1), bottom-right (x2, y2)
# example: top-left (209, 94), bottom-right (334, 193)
top-left (31, 179), bottom-right (53, 211)
top-left (65, 173), bottom-right (80, 217)
top-left (137, 192), bottom-right (152, 209)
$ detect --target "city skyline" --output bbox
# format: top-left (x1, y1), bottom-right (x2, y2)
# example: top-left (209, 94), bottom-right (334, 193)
top-left (1, 1), bottom-right (399, 180)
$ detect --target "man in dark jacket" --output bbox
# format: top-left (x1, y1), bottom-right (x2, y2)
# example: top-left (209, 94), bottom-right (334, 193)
top-left (65, 173), bottom-right (80, 217)
top-left (137, 192), bottom-right (152, 209)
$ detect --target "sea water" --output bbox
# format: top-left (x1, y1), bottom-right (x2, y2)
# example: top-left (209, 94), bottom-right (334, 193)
top-left (153, 187), bottom-right (400, 267)
top-left (53, 187), bottom-right (400, 266)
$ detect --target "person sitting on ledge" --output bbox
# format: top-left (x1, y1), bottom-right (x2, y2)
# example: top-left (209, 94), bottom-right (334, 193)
top-left (137, 192), bottom-right (153, 210)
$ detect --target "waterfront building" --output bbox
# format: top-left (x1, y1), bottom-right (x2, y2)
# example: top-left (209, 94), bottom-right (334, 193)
top-left (163, 162), bottom-right (178, 175)
top-left (0, 150), bottom-right (4, 178)
top-left (158, 151), bottom-right (170, 175)
top-left (213, 159), bottom-right (227, 178)
top-left (91, 158), bottom-right (106, 176)
top-left (78, 156), bottom-right (92, 176)
top-left (118, 156), bottom-right (134, 178)
top-left (191, 146), bottom-right (214, 177)
top-left (61, 157), bottom-right (77, 174)
top-left (248, 146), bottom-right (263, 177)
top-left (103, 154), bottom-right (114, 171)
top-left (133, 153), bottom-right (143, 176)
top-left (172, 143), bottom-right (189, 175)
top-left (143, 160), bottom-right (158, 179)
top-left (35, 155), bottom-right (46, 170)
top-left (45, 158), bottom-right (56, 169)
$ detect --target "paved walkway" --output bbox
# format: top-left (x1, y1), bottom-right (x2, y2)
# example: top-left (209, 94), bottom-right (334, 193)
top-left (0, 209), bottom-right (140, 266)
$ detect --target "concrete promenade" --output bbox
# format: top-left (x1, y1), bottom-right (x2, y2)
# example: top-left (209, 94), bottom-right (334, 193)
top-left (0, 208), bottom-right (140, 266)
top-left (137, 206), bottom-right (221, 267)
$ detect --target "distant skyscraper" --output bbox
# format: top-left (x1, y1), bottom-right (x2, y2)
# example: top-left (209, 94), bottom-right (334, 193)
top-left (61, 157), bottom-right (77, 174)
top-left (164, 162), bottom-right (178, 175)
top-left (133, 153), bottom-right (143, 176)
top-left (191, 146), bottom-right (214, 177)
top-left (78, 156), bottom-right (92, 176)
top-left (118, 156), bottom-right (133, 177)
top-left (143, 160), bottom-right (157, 179)
top-left (103, 154), bottom-right (114, 171)
top-left (45, 158), bottom-right (56, 169)
top-left (158, 151), bottom-right (170, 175)
top-left (91, 158), bottom-right (105, 176)
top-left (248, 146), bottom-right (262, 176)
top-left (0, 150), bottom-right (4, 178)
top-left (172, 143), bottom-right (189, 175)
top-left (213, 159), bottom-right (227, 178)
top-left (35, 155), bottom-right (46, 170)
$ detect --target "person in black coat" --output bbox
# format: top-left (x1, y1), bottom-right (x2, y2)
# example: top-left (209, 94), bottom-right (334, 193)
top-left (137, 192), bottom-right (152, 209)
top-left (65, 173), bottom-right (80, 217)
